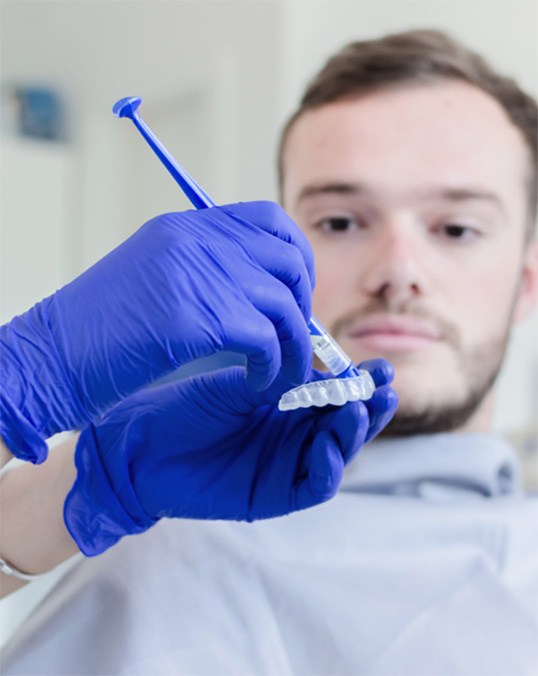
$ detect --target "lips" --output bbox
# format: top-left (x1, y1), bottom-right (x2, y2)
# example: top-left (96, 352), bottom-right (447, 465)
top-left (345, 314), bottom-right (441, 352)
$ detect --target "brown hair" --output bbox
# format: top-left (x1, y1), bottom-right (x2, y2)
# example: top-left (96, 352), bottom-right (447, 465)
top-left (278, 29), bottom-right (537, 235)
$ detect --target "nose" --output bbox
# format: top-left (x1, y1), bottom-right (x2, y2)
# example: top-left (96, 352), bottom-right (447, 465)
top-left (362, 222), bottom-right (425, 309)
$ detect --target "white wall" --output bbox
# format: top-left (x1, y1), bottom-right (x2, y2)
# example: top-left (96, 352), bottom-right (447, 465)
top-left (277, 0), bottom-right (538, 118)
top-left (1, 0), bottom-right (537, 646)
top-left (0, 139), bottom-right (75, 321)
top-left (1, 0), bottom-right (283, 268)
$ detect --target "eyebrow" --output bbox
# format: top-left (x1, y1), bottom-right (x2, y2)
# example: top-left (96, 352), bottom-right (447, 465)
top-left (296, 182), bottom-right (506, 214)
top-left (297, 182), bottom-right (366, 203)
top-left (430, 187), bottom-right (505, 214)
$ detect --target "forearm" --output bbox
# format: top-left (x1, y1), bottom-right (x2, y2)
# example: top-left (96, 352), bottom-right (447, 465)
top-left (0, 438), bottom-right (13, 469)
top-left (0, 436), bottom-right (80, 597)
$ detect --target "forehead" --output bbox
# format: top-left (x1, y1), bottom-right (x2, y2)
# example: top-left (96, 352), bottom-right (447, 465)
top-left (282, 81), bottom-right (528, 214)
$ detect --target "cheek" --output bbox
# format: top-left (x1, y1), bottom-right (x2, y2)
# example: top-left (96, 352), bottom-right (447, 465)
top-left (441, 250), bottom-right (522, 342)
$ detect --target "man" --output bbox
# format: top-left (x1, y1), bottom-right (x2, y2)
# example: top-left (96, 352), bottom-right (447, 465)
top-left (2, 29), bottom-right (537, 674)
top-left (279, 30), bottom-right (537, 436)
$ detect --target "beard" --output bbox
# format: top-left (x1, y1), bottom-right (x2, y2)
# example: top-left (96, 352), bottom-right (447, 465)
top-left (382, 335), bottom-right (507, 435)
top-left (330, 299), bottom-right (513, 436)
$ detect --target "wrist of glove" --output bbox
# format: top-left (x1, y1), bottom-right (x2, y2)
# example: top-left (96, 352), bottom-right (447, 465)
top-left (1, 202), bottom-right (315, 464)
top-left (64, 424), bottom-right (156, 555)
top-left (64, 360), bottom-right (397, 557)
top-left (0, 390), bottom-right (49, 464)
top-left (1, 301), bottom-right (89, 463)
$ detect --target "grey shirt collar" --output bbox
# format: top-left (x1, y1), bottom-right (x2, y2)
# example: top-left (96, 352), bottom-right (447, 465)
top-left (341, 433), bottom-right (522, 499)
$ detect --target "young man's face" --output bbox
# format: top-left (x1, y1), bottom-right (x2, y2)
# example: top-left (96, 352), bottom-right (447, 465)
top-left (282, 81), bottom-right (538, 433)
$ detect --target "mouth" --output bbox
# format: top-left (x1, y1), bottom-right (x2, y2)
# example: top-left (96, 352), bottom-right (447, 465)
top-left (345, 314), bottom-right (442, 353)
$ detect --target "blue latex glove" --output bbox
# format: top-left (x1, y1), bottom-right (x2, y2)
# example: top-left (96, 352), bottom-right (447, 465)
top-left (64, 360), bottom-right (397, 557)
top-left (1, 202), bottom-right (315, 464)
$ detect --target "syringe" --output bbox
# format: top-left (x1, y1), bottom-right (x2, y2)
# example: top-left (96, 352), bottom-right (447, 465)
top-left (113, 96), bottom-right (374, 406)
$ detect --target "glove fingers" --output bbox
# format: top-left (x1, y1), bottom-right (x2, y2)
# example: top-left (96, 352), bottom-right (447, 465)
top-left (246, 279), bottom-right (312, 386)
top-left (357, 358), bottom-right (395, 387)
top-left (364, 385), bottom-right (399, 443)
top-left (295, 431), bottom-right (344, 510)
top-left (220, 202), bottom-right (316, 289)
top-left (221, 312), bottom-right (282, 391)
top-left (314, 401), bottom-right (369, 465)
top-left (220, 276), bottom-right (313, 391)
top-left (244, 238), bottom-right (313, 321)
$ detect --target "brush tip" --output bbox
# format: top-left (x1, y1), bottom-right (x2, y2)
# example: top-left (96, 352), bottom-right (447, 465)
top-left (112, 96), bottom-right (142, 118)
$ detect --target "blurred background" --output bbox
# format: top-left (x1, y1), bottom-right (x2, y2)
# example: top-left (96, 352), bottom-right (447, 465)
top-left (1, 0), bottom-right (537, 643)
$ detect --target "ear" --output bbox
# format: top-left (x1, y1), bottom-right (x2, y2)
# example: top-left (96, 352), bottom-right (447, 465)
top-left (513, 238), bottom-right (538, 323)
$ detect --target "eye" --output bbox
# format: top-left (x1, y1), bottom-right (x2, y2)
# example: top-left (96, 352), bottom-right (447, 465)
top-left (438, 223), bottom-right (480, 241)
top-left (315, 216), bottom-right (362, 234)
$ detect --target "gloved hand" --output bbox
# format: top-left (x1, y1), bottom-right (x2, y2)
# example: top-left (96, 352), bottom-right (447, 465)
top-left (64, 359), bottom-right (397, 557)
top-left (1, 202), bottom-right (315, 463)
